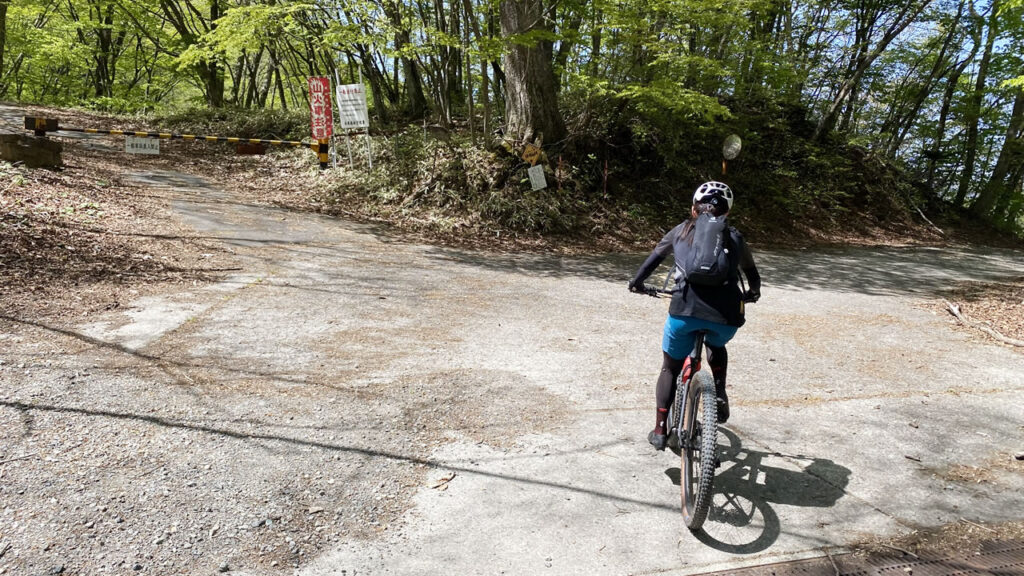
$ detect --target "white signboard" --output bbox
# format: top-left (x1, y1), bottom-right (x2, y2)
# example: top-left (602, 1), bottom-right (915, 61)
top-left (125, 136), bottom-right (159, 155)
top-left (336, 83), bottom-right (370, 131)
top-left (528, 165), bottom-right (547, 191)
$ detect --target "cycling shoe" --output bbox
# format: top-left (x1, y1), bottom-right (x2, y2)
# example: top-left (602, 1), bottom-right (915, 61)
top-left (648, 430), bottom-right (668, 451)
top-left (716, 397), bottom-right (730, 424)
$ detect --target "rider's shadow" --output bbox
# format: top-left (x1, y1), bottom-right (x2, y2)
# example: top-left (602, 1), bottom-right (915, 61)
top-left (666, 428), bottom-right (851, 554)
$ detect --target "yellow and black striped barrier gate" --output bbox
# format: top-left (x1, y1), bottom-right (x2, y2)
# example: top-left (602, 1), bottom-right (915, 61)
top-left (26, 116), bottom-right (331, 169)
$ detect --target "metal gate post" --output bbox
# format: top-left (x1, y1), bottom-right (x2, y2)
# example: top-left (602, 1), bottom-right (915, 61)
top-left (318, 139), bottom-right (329, 170)
top-left (26, 117), bottom-right (59, 137)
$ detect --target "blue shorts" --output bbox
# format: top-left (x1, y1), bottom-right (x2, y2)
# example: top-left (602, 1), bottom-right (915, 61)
top-left (662, 315), bottom-right (738, 360)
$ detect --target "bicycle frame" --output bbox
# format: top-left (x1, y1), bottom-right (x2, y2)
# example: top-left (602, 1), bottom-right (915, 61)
top-left (670, 331), bottom-right (706, 448)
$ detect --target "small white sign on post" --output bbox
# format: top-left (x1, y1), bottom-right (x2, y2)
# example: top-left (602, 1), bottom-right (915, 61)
top-left (336, 84), bottom-right (370, 131)
top-left (125, 136), bottom-right (159, 155)
top-left (527, 165), bottom-right (547, 191)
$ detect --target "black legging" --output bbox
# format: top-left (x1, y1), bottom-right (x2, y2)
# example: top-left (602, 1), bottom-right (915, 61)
top-left (655, 346), bottom-right (728, 410)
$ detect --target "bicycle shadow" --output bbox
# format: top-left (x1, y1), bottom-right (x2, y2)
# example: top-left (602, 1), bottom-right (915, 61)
top-left (666, 428), bottom-right (851, 554)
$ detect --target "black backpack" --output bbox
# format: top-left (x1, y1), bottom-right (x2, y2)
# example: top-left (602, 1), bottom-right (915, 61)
top-left (677, 212), bottom-right (732, 286)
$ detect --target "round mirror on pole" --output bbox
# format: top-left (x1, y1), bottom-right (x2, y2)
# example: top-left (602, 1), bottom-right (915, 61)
top-left (722, 134), bottom-right (742, 175)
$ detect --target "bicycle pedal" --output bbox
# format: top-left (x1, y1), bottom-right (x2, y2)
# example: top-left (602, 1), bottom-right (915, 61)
top-left (667, 433), bottom-right (679, 450)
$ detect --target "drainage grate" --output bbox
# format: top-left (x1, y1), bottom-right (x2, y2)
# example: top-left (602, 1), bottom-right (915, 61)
top-left (696, 540), bottom-right (1024, 576)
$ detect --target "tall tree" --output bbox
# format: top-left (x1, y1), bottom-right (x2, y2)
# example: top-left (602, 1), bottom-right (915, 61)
top-left (499, 0), bottom-right (566, 145)
top-left (384, 0), bottom-right (427, 118)
top-left (953, 0), bottom-right (1000, 207)
top-left (0, 0), bottom-right (8, 79)
top-left (813, 0), bottom-right (933, 140)
top-left (972, 89), bottom-right (1024, 218)
top-left (926, 6), bottom-right (978, 190)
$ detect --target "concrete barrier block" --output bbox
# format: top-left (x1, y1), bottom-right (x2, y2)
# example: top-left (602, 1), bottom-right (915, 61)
top-left (0, 134), bottom-right (63, 168)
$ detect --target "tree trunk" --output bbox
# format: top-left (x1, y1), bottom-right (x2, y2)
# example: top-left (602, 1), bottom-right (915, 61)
top-left (464, 0), bottom-right (474, 142)
top-left (885, 5), bottom-right (962, 157)
top-left (993, 165), bottom-right (1023, 228)
top-left (0, 0), bottom-right (7, 78)
top-left (244, 50), bottom-right (264, 108)
top-left (553, 11), bottom-right (581, 93)
top-left (927, 49), bottom-right (975, 190)
top-left (954, 0), bottom-right (1000, 207)
top-left (258, 51), bottom-right (273, 108)
top-left (201, 0), bottom-right (224, 107)
top-left (998, 165), bottom-right (1024, 228)
top-left (499, 0), bottom-right (566, 145)
top-left (358, 46), bottom-right (389, 123)
top-left (274, 66), bottom-right (287, 111)
top-left (588, 8), bottom-right (601, 77)
top-left (385, 1), bottom-right (428, 117)
top-left (201, 63), bottom-right (224, 107)
top-left (838, 82), bottom-right (858, 133)
top-left (401, 36), bottom-right (428, 117)
top-left (481, 55), bottom-right (489, 136)
top-left (229, 53), bottom-right (245, 105)
top-left (461, 0), bottom-right (490, 134)
top-left (972, 90), bottom-right (1024, 218)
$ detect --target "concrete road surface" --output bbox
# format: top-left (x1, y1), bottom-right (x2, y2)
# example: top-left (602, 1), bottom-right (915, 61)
top-left (2, 167), bottom-right (1022, 576)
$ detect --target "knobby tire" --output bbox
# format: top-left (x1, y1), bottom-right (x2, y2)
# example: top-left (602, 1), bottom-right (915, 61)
top-left (669, 374), bottom-right (686, 450)
top-left (682, 370), bottom-right (718, 531)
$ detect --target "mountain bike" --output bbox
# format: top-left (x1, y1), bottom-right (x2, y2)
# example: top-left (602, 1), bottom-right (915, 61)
top-left (643, 287), bottom-right (753, 531)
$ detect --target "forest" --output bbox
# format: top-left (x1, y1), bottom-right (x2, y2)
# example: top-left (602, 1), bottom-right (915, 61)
top-left (4, 0), bottom-right (1024, 239)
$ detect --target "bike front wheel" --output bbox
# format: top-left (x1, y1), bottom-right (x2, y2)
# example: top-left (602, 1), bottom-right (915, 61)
top-left (681, 370), bottom-right (718, 531)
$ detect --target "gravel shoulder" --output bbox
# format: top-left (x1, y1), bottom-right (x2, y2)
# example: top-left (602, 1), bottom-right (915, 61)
top-left (1, 109), bottom-right (1023, 576)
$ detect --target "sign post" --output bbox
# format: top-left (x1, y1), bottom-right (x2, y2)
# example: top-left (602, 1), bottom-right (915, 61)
top-left (308, 77), bottom-right (333, 170)
top-left (333, 70), bottom-right (354, 168)
top-left (522, 143), bottom-right (542, 166)
top-left (336, 78), bottom-right (371, 169)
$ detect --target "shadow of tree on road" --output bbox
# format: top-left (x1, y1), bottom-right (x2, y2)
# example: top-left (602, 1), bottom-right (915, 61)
top-left (420, 243), bottom-right (1023, 299)
top-left (1, 398), bottom-right (683, 514)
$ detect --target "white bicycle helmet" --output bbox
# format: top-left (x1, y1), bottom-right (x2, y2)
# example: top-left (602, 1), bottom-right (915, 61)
top-left (693, 181), bottom-right (734, 211)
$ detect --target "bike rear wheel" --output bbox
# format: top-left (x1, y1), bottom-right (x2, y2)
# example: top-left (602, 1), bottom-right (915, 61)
top-left (681, 370), bottom-right (718, 531)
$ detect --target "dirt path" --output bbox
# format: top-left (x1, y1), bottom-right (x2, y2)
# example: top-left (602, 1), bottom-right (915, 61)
top-left (1, 165), bottom-right (1022, 576)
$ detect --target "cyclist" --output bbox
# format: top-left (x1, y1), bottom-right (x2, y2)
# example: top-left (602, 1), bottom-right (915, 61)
top-left (628, 181), bottom-right (761, 451)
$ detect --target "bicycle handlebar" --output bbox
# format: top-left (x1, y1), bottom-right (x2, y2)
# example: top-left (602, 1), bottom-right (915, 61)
top-left (642, 287), bottom-right (674, 298)
top-left (636, 285), bottom-right (758, 303)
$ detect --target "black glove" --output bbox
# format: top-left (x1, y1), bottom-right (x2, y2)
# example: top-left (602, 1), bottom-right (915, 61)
top-left (743, 289), bottom-right (760, 303)
top-left (628, 278), bottom-right (646, 293)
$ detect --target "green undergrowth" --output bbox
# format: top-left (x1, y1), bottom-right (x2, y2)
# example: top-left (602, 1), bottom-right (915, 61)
top-left (314, 131), bottom-right (631, 244)
top-left (308, 98), bottom-right (957, 248)
top-left (152, 107), bottom-right (309, 140)
top-left (571, 95), bottom-right (934, 245)
top-left (37, 102), bottom-right (1019, 248)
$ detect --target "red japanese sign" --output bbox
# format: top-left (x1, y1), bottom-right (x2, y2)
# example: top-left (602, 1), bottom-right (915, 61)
top-left (308, 77), bottom-right (333, 140)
